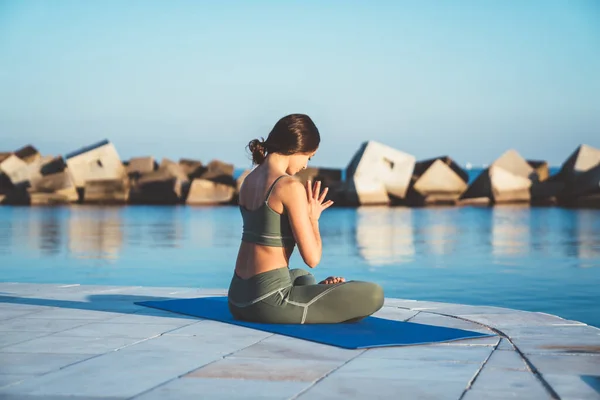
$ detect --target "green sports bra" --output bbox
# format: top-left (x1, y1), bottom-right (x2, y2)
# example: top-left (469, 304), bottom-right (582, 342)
top-left (240, 175), bottom-right (296, 248)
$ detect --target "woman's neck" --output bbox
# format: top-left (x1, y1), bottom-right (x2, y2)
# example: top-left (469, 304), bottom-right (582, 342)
top-left (263, 153), bottom-right (290, 175)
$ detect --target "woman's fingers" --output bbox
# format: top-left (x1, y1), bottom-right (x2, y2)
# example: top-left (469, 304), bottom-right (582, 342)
top-left (318, 187), bottom-right (329, 203)
top-left (322, 200), bottom-right (334, 209)
top-left (320, 276), bottom-right (346, 285)
top-left (313, 180), bottom-right (321, 200)
top-left (307, 180), bottom-right (313, 200)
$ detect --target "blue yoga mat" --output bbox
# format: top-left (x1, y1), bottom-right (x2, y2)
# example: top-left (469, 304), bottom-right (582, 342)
top-left (136, 296), bottom-right (494, 349)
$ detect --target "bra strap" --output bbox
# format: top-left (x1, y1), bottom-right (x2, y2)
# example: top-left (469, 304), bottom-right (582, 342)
top-left (265, 175), bottom-right (288, 202)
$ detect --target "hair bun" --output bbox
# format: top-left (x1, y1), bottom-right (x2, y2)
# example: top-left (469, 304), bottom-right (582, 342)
top-left (248, 138), bottom-right (267, 165)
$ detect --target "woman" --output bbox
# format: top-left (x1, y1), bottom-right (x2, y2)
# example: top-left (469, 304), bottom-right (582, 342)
top-left (228, 114), bottom-right (384, 324)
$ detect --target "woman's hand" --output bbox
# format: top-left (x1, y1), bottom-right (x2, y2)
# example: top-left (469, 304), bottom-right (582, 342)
top-left (319, 276), bottom-right (346, 285)
top-left (306, 180), bottom-right (334, 222)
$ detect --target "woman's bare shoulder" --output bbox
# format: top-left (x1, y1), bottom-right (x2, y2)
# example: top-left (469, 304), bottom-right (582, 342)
top-left (274, 176), bottom-right (307, 205)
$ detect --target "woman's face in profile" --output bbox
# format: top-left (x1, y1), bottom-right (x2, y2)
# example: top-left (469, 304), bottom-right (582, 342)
top-left (287, 150), bottom-right (317, 175)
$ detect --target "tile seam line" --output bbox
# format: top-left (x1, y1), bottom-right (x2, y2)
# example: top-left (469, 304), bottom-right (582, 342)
top-left (286, 312), bottom-right (424, 398)
top-left (458, 339), bottom-right (499, 399)
top-left (126, 333), bottom-right (276, 400)
top-left (0, 317), bottom-right (105, 351)
top-left (287, 348), bottom-right (368, 400)
top-left (396, 307), bottom-right (562, 399)
top-left (0, 322), bottom-right (201, 392)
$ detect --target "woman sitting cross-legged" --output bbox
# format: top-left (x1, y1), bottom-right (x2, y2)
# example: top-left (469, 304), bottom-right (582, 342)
top-left (228, 113), bottom-right (384, 324)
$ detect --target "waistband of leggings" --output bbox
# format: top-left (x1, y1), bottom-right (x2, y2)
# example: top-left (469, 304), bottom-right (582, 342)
top-left (228, 267), bottom-right (291, 305)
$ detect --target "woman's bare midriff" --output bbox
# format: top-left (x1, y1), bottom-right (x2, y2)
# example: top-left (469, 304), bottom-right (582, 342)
top-left (234, 241), bottom-right (294, 280)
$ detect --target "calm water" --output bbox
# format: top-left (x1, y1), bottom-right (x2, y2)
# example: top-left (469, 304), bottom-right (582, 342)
top-left (1, 205), bottom-right (599, 327)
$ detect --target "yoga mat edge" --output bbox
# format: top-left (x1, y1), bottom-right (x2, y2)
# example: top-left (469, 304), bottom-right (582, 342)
top-left (135, 297), bottom-right (495, 350)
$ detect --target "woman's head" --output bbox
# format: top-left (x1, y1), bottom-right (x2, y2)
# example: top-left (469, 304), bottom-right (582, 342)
top-left (248, 114), bottom-right (320, 173)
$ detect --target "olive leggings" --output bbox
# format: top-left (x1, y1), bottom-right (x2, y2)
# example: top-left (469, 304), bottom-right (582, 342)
top-left (227, 267), bottom-right (384, 324)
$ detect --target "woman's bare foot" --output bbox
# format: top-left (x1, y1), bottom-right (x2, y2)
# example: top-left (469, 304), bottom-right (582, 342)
top-left (319, 276), bottom-right (346, 285)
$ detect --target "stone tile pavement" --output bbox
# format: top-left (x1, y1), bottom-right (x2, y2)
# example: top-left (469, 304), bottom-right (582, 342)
top-left (0, 283), bottom-right (598, 399)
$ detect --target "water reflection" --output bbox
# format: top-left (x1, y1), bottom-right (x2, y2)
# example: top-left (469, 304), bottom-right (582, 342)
top-left (574, 210), bottom-right (600, 267)
top-left (352, 205), bottom-right (600, 268)
top-left (355, 207), bottom-right (414, 266)
top-left (38, 211), bottom-right (62, 255)
top-left (189, 209), bottom-right (216, 248)
top-left (412, 209), bottom-right (459, 257)
top-left (490, 206), bottom-right (531, 257)
top-left (68, 207), bottom-right (123, 261)
top-left (0, 204), bottom-right (598, 269)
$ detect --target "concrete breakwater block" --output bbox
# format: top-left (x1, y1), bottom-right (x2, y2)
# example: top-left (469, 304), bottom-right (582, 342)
top-left (29, 169), bottom-right (79, 203)
top-left (568, 193), bottom-right (600, 209)
top-left (527, 160), bottom-right (549, 182)
top-left (199, 160), bottom-right (236, 186)
top-left (65, 140), bottom-right (126, 189)
top-left (129, 168), bottom-right (187, 204)
top-left (1, 168), bottom-right (79, 206)
top-left (344, 141), bottom-right (416, 206)
top-left (559, 144), bottom-right (600, 178)
top-left (0, 155), bottom-right (78, 205)
top-left (0, 173), bottom-right (12, 196)
top-left (0, 154), bottom-right (29, 185)
top-left (12, 155), bottom-right (55, 187)
top-left (40, 156), bottom-right (68, 175)
top-left (0, 154), bottom-right (15, 198)
top-left (14, 144), bottom-right (41, 164)
top-left (406, 156), bottom-right (468, 206)
top-left (555, 144), bottom-right (600, 206)
top-left (296, 167), bottom-right (344, 204)
top-left (186, 179), bottom-right (234, 205)
top-left (0, 152), bottom-right (11, 163)
top-left (83, 179), bottom-right (130, 204)
top-left (460, 149), bottom-right (537, 205)
top-left (159, 158), bottom-right (189, 182)
top-left (179, 158), bottom-right (204, 179)
top-left (126, 157), bottom-right (156, 177)
top-left (27, 192), bottom-right (74, 205)
top-left (295, 167), bottom-right (342, 186)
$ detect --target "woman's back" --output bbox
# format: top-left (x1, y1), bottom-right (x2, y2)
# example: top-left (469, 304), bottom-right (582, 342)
top-left (235, 166), bottom-right (295, 279)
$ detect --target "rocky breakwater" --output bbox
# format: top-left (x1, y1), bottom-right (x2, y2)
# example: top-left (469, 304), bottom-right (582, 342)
top-left (0, 140), bottom-right (241, 206)
top-left (0, 139), bottom-right (598, 209)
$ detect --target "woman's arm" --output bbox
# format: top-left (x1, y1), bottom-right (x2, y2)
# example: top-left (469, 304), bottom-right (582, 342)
top-left (282, 179), bottom-right (333, 268)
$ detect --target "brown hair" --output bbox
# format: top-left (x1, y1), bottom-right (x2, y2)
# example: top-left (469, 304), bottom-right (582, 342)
top-left (248, 114), bottom-right (320, 165)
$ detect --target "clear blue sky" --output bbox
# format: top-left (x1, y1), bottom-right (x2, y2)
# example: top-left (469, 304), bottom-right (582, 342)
top-left (1, 0), bottom-right (598, 169)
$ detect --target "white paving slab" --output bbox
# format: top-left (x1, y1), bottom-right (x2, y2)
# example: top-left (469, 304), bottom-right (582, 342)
top-left (330, 357), bottom-right (482, 382)
top-left (0, 331), bottom-right (50, 348)
top-left (0, 317), bottom-right (91, 333)
top-left (370, 306), bottom-right (418, 321)
top-left (0, 283), bottom-right (597, 400)
top-left (361, 344), bottom-right (493, 363)
top-left (0, 374), bottom-right (32, 388)
top-left (541, 374), bottom-right (600, 400)
top-left (107, 310), bottom-right (199, 325)
top-left (0, 310), bottom-right (42, 321)
top-left (56, 322), bottom-right (186, 339)
top-left (0, 350), bottom-right (220, 398)
top-left (484, 349), bottom-right (529, 371)
top-left (0, 334), bottom-right (145, 354)
top-left (297, 376), bottom-right (468, 400)
top-left (186, 356), bottom-right (342, 381)
top-left (464, 367), bottom-right (550, 398)
top-left (231, 334), bottom-right (363, 362)
top-left (18, 308), bottom-right (131, 320)
top-left (134, 377), bottom-right (309, 400)
top-left (407, 311), bottom-right (492, 334)
top-left (0, 352), bottom-right (96, 375)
